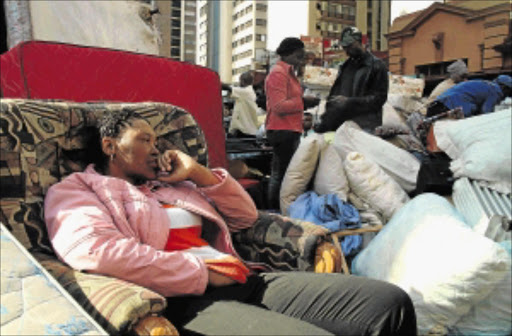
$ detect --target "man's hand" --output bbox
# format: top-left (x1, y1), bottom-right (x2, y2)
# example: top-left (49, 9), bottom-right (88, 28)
top-left (157, 150), bottom-right (219, 186)
top-left (303, 96), bottom-right (321, 109)
top-left (328, 95), bottom-right (348, 104)
top-left (208, 269), bottom-right (236, 287)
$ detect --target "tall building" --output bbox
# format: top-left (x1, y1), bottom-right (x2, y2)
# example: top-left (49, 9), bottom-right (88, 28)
top-left (306, 0), bottom-right (391, 52)
top-left (179, 0), bottom-right (197, 63)
top-left (155, 0), bottom-right (196, 63)
top-left (196, 0), bottom-right (268, 83)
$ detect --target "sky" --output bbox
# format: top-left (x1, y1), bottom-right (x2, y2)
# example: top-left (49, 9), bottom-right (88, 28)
top-left (267, 0), bottom-right (438, 51)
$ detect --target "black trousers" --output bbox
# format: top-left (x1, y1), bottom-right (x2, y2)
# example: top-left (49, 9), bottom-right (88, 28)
top-left (164, 272), bottom-right (417, 336)
top-left (266, 130), bottom-right (301, 210)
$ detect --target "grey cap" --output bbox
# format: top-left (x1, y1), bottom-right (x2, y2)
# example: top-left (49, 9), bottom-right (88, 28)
top-left (340, 26), bottom-right (362, 47)
top-left (447, 59), bottom-right (468, 76)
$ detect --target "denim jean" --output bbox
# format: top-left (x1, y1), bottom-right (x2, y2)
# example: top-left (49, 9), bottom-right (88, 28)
top-left (164, 272), bottom-right (417, 335)
top-left (265, 130), bottom-right (301, 210)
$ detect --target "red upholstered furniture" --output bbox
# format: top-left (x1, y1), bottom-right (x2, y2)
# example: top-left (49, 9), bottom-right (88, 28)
top-left (0, 41), bottom-right (227, 168)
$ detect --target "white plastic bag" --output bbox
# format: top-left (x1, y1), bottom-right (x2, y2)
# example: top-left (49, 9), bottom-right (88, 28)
top-left (386, 93), bottom-right (424, 115)
top-left (382, 102), bottom-right (408, 128)
top-left (352, 194), bottom-right (511, 334)
top-left (313, 143), bottom-right (349, 202)
top-left (333, 121), bottom-right (420, 192)
top-left (280, 134), bottom-right (323, 214)
top-left (434, 109), bottom-right (512, 193)
top-left (343, 152), bottom-right (409, 220)
top-left (451, 241), bottom-right (512, 336)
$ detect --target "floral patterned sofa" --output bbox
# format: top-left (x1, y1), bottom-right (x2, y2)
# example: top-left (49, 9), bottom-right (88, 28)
top-left (0, 99), bottom-right (338, 335)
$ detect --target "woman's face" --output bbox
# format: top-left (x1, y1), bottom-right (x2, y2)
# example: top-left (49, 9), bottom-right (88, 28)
top-left (106, 119), bottom-right (160, 184)
top-left (284, 48), bottom-right (306, 69)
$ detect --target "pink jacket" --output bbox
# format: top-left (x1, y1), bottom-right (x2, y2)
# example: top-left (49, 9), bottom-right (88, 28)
top-left (265, 60), bottom-right (305, 132)
top-left (44, 165), bottom-right (258, 297)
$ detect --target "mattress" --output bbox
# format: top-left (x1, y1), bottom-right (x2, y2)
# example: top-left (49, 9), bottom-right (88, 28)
top-left (0, 223), bottom-right (107, 335)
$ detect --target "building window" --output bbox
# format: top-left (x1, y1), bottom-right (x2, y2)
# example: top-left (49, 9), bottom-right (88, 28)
top-left (256, 34), bottom-right (266, 42)
top-left (200, 4), bottom-right (208, 16)
top-left (256, 19), bottom-right (266, 26)
top-left (256, 3), bottom-right (267, 11)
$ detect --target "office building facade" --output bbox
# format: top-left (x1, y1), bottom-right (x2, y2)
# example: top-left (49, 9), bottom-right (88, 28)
top-left (154, 0), bottom-right (197, 63)
top-left (306, 0), bottom-right (391, 52)
top-left (196, 0), bottom-right (268, 83)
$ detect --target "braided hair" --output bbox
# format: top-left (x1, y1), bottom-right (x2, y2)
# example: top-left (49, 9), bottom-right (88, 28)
top-left (99, 108), bottom-right (145, 139)
top-left (87, 108), bottom-right (145, 171)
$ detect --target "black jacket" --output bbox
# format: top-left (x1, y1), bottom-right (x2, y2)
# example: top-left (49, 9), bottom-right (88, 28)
top-left (316, 51), bottom-right (388, 132)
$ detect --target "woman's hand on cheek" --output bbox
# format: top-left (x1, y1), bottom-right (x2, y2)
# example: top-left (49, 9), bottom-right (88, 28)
top-left (157, 150), bottom-right (198, 183)
top-left (157, 150), bottom-right (220, 187)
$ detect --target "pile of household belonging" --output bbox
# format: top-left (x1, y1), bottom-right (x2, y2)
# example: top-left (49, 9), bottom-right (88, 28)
top-left (281, 74), bottom-right (512, 335)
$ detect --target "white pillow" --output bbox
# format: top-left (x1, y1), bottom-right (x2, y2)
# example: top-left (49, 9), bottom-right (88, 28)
top-left (352, 194), bottom-right (511, 334)
top-left (313, 143), bottom-right (349, 202)
top-left (343, 152), bottom-right (409, 220)
top-left (333, 121), bottom-right (420, 193)
top-left (434, 109), bottom-right (512, 193)
top-left (280, 134), bottom-right (323, 214)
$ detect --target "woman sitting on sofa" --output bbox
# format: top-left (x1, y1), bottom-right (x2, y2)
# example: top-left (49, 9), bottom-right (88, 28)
top-left (44, 109), bottom-right (416, 335)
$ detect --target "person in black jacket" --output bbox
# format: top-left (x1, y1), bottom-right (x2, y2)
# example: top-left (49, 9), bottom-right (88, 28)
top-left (315, 26), bottom-right (388, 133)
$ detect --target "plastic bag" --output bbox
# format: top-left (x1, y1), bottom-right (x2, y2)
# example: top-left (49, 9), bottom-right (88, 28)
top-left (333, 121), bottom-right (420, 192)
top-left (343, 152), bottom-right (409, 220)
top-left (352, 194), bottom-right (511, 334)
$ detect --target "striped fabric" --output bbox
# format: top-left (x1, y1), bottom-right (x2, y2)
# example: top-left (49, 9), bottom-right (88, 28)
top-left (162, 204), bottom-right (250, 283)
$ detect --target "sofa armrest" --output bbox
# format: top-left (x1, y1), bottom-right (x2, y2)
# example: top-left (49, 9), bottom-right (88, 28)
top-left (232, 211), bottom-right (330, 272)
top-left (34, 253), bottom-right (175, 335)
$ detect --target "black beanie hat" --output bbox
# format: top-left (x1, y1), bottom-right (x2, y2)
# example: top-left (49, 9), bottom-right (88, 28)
top-left (276, 37), bottom-right (305, 57)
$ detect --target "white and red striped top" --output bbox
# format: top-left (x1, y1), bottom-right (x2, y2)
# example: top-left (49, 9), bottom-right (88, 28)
top-left (162, 204), bottom-right (250, 283)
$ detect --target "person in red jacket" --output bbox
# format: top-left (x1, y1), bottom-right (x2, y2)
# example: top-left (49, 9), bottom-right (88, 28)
top-left (265, 37), bottom-right (320, 210)
top-left (45, 109), bottom-right (417, 336)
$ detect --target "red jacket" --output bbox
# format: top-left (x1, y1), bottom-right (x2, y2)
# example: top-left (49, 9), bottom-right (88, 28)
top-left (265, 61), bottom-right (304, 132)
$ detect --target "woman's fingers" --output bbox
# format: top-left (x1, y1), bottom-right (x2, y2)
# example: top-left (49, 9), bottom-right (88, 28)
top-left (159, 150), bottom-right (175, 172)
